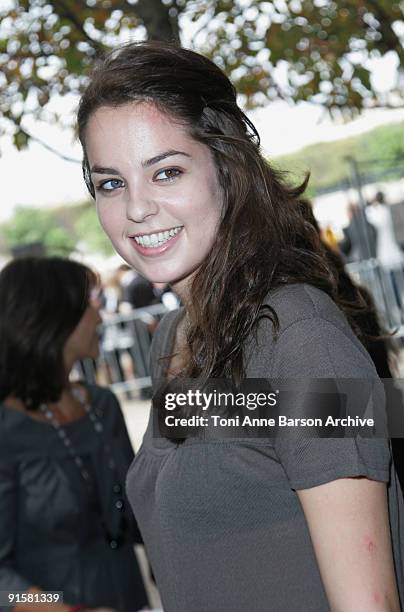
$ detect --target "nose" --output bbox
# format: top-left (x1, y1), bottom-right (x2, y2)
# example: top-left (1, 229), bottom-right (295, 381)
top-left (125, 182), bottom-right (159, 223)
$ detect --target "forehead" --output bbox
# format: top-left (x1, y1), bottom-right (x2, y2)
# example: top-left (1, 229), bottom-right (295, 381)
top-left (85, 102), bottom-right (197, 162)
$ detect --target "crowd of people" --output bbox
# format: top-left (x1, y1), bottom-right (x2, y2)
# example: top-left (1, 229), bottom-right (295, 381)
top-left (320, 191), bottom-right (404, 328)
top-left (78, 265), bottom-right (179, 394)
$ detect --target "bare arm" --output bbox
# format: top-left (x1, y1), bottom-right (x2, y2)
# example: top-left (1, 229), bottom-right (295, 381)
top-left (297, 477), bottom-right (401, 612)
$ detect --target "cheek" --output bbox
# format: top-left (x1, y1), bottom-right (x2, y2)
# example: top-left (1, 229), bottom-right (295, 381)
top-left (83, 320), bottom-right (98, 347)
top-left (194, 198), bottom-right (222, 236)
top-left (96, 202), bottom-right (122, 238)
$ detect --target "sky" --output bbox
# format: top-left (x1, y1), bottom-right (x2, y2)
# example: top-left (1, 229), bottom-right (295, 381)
top-left (0, 26), bottom-right (403, 223)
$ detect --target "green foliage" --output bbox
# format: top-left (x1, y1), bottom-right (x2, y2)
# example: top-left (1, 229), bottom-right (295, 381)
top-left (74, 203), bottom-right (115, 257)
top-left (360, 123), bottom-right (404, 162)
top-left (1, 206), bottom-right (76, 256)
top-left (0, 0), bottom-right (403, 144)
top-left (0, 201), bottom-right (114, 257)
top-left (274, 120), bottom-right (404, 195)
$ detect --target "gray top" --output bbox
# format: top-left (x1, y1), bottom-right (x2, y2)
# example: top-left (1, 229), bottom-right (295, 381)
top-left (126, 283), bottom-right (404, 612)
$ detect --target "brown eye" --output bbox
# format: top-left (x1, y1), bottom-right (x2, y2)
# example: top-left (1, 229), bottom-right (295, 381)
top-left (154, 168), bottom-right (182, 182)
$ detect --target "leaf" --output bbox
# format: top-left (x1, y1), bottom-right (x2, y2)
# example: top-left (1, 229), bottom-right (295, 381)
top-left (2, 0), bottom-right (404, 147)
top-left (13, 130), bottom-right (29, 150)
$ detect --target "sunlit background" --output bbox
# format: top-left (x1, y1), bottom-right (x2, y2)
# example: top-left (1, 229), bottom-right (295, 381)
top-left (0, 1), bottom-right (403, 258)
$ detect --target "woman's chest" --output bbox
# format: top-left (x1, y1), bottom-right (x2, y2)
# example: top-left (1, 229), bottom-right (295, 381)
top-left (127, 441), bottom-right (300, 538)
top-left (17, 457), bottom-right (85, 531)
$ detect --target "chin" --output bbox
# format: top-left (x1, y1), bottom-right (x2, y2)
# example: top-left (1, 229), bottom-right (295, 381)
top-left (149, 263), bottom-right (200, 286)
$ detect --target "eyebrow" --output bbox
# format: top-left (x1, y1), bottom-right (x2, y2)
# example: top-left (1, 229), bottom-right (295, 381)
top-left (90, 149), bottom-right (191, 175)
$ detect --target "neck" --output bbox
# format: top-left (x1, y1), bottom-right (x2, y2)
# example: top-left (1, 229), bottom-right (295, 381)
top-left (56, 380), bottom-right (86, 402)
top-left (46, 383), bottom-right (87, 423)
top-left (170, 276), bottom-right (192, 310)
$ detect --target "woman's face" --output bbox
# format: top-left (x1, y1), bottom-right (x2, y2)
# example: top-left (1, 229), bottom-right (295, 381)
top-left (63, 290), bottom-right (102, 367)
top-left (84, 102), bottom-right (223, 296)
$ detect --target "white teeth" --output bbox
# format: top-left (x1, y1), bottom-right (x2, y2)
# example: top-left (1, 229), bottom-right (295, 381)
top-left (133, 226), bottom-right (183, 248)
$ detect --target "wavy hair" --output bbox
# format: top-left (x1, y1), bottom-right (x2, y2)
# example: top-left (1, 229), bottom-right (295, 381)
top-left (77, 41), bottom-right (376, 383)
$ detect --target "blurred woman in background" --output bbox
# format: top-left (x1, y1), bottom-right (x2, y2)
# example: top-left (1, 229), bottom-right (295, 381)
top-left (0, 257), bottom-right (149, 612)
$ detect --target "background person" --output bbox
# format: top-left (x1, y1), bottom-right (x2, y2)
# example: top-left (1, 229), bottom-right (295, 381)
top-left (338, 201), bottom-right (377, 262)
top-left (120, 266), bottom-right (156, 310)
top-left (0, 257), bottom-right (149, 612)
top-left (366, 191), bottom-right (404, 268)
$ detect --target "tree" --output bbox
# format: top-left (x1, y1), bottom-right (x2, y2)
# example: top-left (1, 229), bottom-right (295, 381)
top-left (74, 202), bottom-right (115, 256)
top-left (0, 201), bottom-right (117, 256)
top-left (1, 0), bottom-right (403, 150)
top-left (1, 206), bottom-right (77, 255)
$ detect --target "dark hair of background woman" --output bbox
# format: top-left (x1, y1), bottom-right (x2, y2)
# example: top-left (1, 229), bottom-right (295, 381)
top-left (77, 41), bottom-right (383, 384)
top-left (0, 257), bottom-right (97, 410)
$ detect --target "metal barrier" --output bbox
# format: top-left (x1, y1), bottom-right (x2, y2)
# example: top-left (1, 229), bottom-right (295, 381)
top-left (345, 259), bottom-right (404, 336)
top-left (76, 303), bottom-right (168, 396)
top-left (77, 263), bottom-right (404, 394)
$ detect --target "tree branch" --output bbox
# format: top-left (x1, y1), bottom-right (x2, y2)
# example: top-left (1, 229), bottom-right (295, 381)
top-left (134, 0), bottom-right (180, 43)
top-left (20, 127), bottom-right (81, 164)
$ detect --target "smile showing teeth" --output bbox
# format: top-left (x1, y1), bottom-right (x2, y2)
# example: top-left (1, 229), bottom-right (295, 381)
top-left (133, 225), bottom-right (183, 248)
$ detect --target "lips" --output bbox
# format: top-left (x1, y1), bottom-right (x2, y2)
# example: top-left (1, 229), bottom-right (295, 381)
top-left (132, 225), bottom-right (183, 248)
top-left (129, 225), bottom-right (184, 256)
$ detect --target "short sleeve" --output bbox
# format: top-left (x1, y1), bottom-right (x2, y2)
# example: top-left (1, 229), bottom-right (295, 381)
top-left (271, 316), bottom-right (391, 490)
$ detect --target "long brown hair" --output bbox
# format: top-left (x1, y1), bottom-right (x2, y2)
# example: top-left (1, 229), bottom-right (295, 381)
top-left (77, 41), bottom-right (376, 383)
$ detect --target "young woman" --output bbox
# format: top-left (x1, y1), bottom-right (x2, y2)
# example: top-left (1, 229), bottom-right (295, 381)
top-left (0, 257), bottom-right (149, 612)
top-left (77, 42), bottom-right (404, 611)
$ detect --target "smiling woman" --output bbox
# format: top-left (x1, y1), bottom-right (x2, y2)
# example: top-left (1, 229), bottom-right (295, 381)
top-left (84, 103), bottom-right (223, 293)
top-left (77, 42), bottom-right (404, 612)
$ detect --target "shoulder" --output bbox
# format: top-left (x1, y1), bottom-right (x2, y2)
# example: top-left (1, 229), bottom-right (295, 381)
top-left (150, 308), bottom-right (183, 359)
top-left (86, 384), bottom-right (132, 440)
top-left (261, 283), bottom-right (377, 378)
top-left (0, 402), bottom-right (43, 461)
top-left (87, 382), bottom-right (118, 405)
top-left (264, 283), bottom-right (349, 332)
top-left (86, 383), bottom-right (123, 423)
top-left (153, 308), bottom-right (183, 343)
top-left (148, 308), bottom-right (183, 383)
top-left (0, 400), bottom-right (27, 438)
